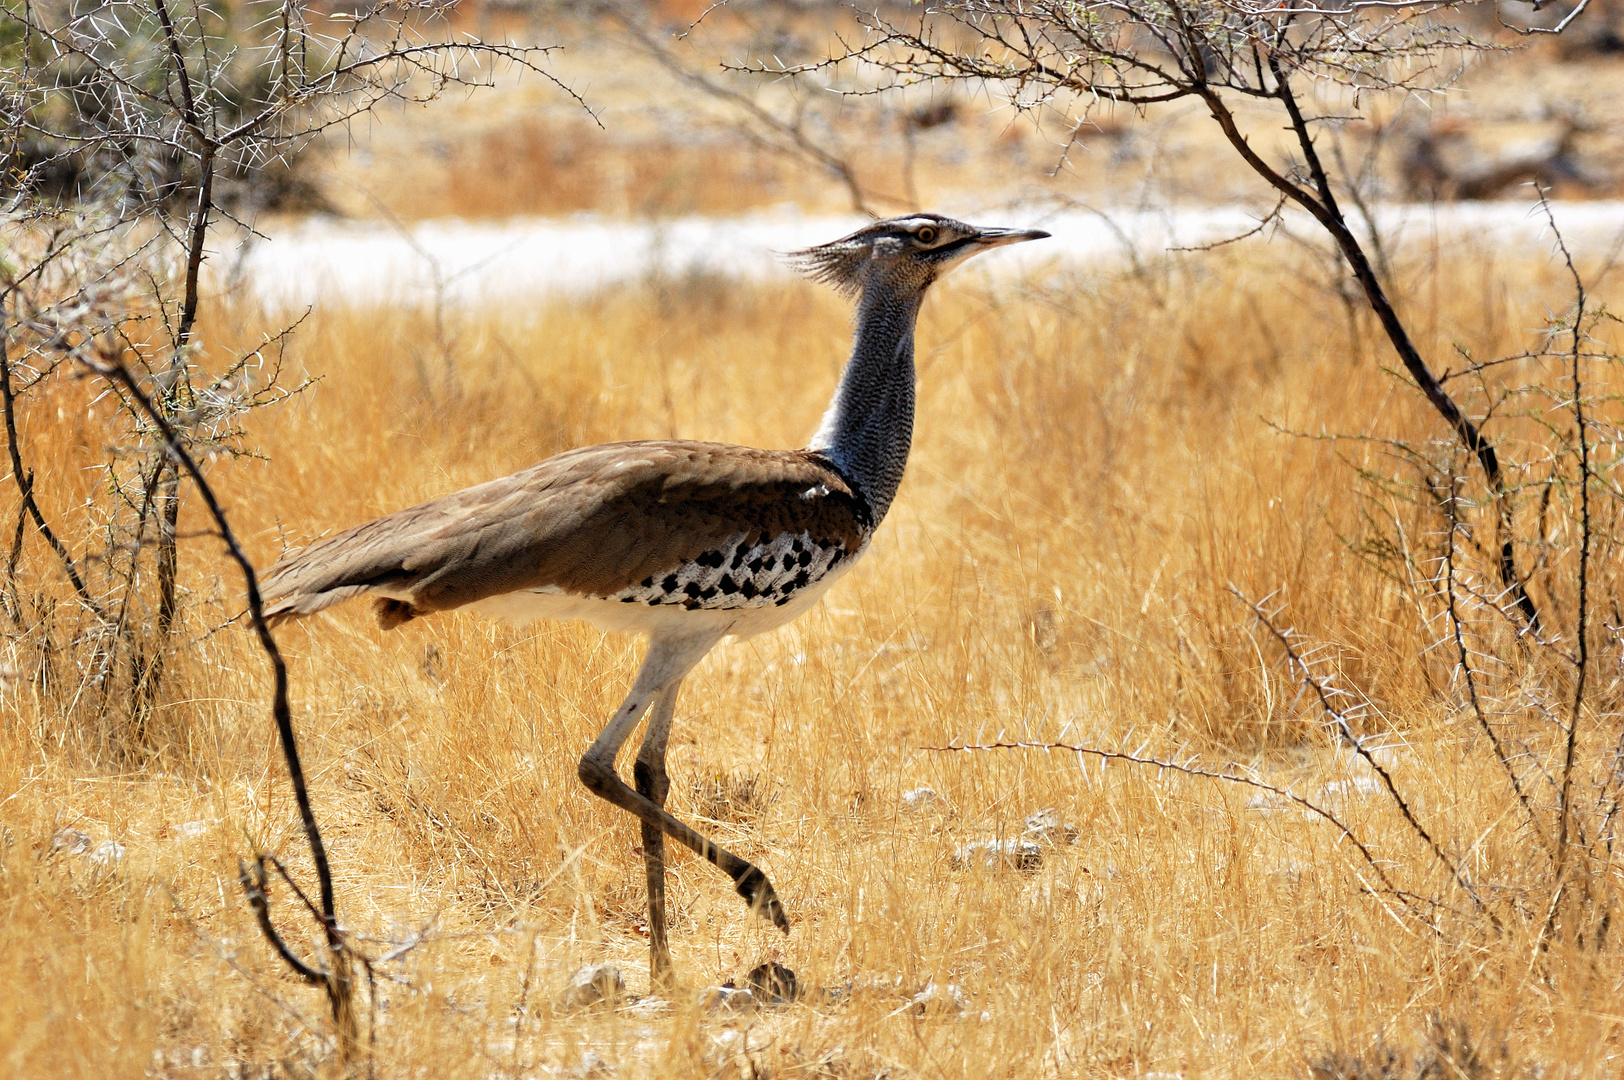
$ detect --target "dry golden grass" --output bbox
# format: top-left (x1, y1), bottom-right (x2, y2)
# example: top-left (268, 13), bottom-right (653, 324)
top-left (4, 241), bottom-right (1624, 1077)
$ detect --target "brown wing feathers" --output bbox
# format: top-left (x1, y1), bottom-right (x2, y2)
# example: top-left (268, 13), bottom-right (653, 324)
top-left (261, 441), bottom-right (869, 629)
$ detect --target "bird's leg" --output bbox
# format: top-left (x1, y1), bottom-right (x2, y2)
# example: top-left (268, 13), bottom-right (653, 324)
top-left (577, 633), bottom-right (790, 936)
top-left (633, 682), bottom-right (679, 988)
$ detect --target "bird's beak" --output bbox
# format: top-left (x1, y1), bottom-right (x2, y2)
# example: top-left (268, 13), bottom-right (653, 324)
top-left (972, 227), bottom-right (1052, 249)
top-left (932, 224), bottom-right (1052, 281)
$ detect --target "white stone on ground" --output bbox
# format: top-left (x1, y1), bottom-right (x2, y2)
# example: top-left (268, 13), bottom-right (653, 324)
top-left (50, 828), bottom-right (124, 867)
top-left (704, 1029), bottom-right (747, 1069)
top-left (1318, 776), bottom-right (1381, 801)
top-left (700, 985), bottom-right (757, 1012)
top-left (89, 839), bottom-right (125, 865)
top-left (948, 807), bottom-right (1082, 871)
top-left (559, 963), bottom-right (625, 1011)
top-left (952, 838), bottom-right (1043, 872)
top-left (51, 828), bottom-right (90, 855)
top-left (1023, 808), bottom-right (1080, 845)
top-left (619, 996), bottom-right (670, 1019)
top-left (900, 786), bottom-right (939, 814)
top-left (909, 982), bottom-right (968, 1016)
top-left (569, 1050), bottom-right (613, 1078)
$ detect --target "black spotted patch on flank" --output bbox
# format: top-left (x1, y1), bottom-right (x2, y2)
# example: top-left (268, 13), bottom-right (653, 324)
top-left (600, 531), bottom-right (866, 611)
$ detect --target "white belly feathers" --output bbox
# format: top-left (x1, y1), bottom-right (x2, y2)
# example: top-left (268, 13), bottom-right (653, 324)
top-left (467, 530), bottom-right (871, 640)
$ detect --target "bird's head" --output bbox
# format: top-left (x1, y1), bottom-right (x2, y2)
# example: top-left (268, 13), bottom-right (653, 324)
top-left (790, 213), bottom-right (1050, 299)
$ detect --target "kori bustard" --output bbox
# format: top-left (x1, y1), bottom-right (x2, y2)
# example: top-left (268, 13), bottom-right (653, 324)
top-left (262, 214), bottom-right (1049, 983)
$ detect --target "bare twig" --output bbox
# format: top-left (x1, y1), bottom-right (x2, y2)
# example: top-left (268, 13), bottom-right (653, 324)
top-left (78, 341), bottom-right (358, 1057)
top-left (1440, 472), bottom-right (1546, 845)
top-left (239, 855), bottom-right (326, 985)
top-left (1541, 189), bottom-right (1593, 923)
top-left (923, 737), bottom-right (1422, 918)
top-left (1231, 587), bottom-right (1488, 914)
top-left (1504, 0), bottom-right (1593, 35)
top-left (1168, 194), bottom-right (1287, 252)
top-left (0, 290), bottom-right (104, 616)
top-left (605, 4), bottom-right (877, 216)
top-left (1265, 58), bottom-right (1538, 633)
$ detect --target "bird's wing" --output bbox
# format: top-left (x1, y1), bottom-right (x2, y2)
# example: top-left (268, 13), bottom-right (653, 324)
top-left (260, 440), bottom-right (870, 627)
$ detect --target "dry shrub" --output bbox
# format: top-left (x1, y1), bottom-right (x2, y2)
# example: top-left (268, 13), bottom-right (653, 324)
top-left (424, 116), bottom-right (839, 220)
top-left (1307, 1015), bottom-right (1523, 1080)
top-left (3, 240), bottom-right (1623, 1076)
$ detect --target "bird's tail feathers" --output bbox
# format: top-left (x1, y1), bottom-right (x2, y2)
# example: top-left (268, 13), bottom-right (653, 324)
top-left (261, 549), bottom-right (422, 630)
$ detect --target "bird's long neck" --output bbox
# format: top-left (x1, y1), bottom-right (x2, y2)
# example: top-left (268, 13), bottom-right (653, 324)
top-left (807, 283), bottom-right (921, 525)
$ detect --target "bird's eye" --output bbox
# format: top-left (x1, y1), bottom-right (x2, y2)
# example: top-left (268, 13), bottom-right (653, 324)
top-left (915, 226), bottom-right (938, 245)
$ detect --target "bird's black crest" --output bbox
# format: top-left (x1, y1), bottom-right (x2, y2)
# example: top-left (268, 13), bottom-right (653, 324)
top-left (786, 234), bottom-right (873, 297)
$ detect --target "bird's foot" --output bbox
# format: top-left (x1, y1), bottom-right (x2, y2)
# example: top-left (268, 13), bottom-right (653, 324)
top-left (733, 866), bottom-right (790, 933)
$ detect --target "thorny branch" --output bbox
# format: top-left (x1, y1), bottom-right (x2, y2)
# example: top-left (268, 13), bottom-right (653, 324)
top-left (1543, 189), bottom-right (1595, 920)
top-left (1440, 475), bottom-right (1546, 845)
top-left (3, 0), bottom-right (592, 1052)
top-left (1506, 0), bottom-right (1593, 35)
top-left (1232, 587), bottom-right (1489, 914)
top-left (3, 0), bottom-right (593, 710)
top-left (78, 340), bottom-right (359, 1053)
top-left (240, 856), bottom-right (327, 985)
top-left (603, 3), bottom-right (876, 216)
top-left (782, 0), bottom-right (1553, 630)
top-left (1, 290), bottom-right (103, 616)
top-left (924, 737), bottom-right (1420, 915)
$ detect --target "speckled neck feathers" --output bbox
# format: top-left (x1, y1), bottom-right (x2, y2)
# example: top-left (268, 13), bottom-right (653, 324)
top-left (806, 276), bottom-right (924, 525)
